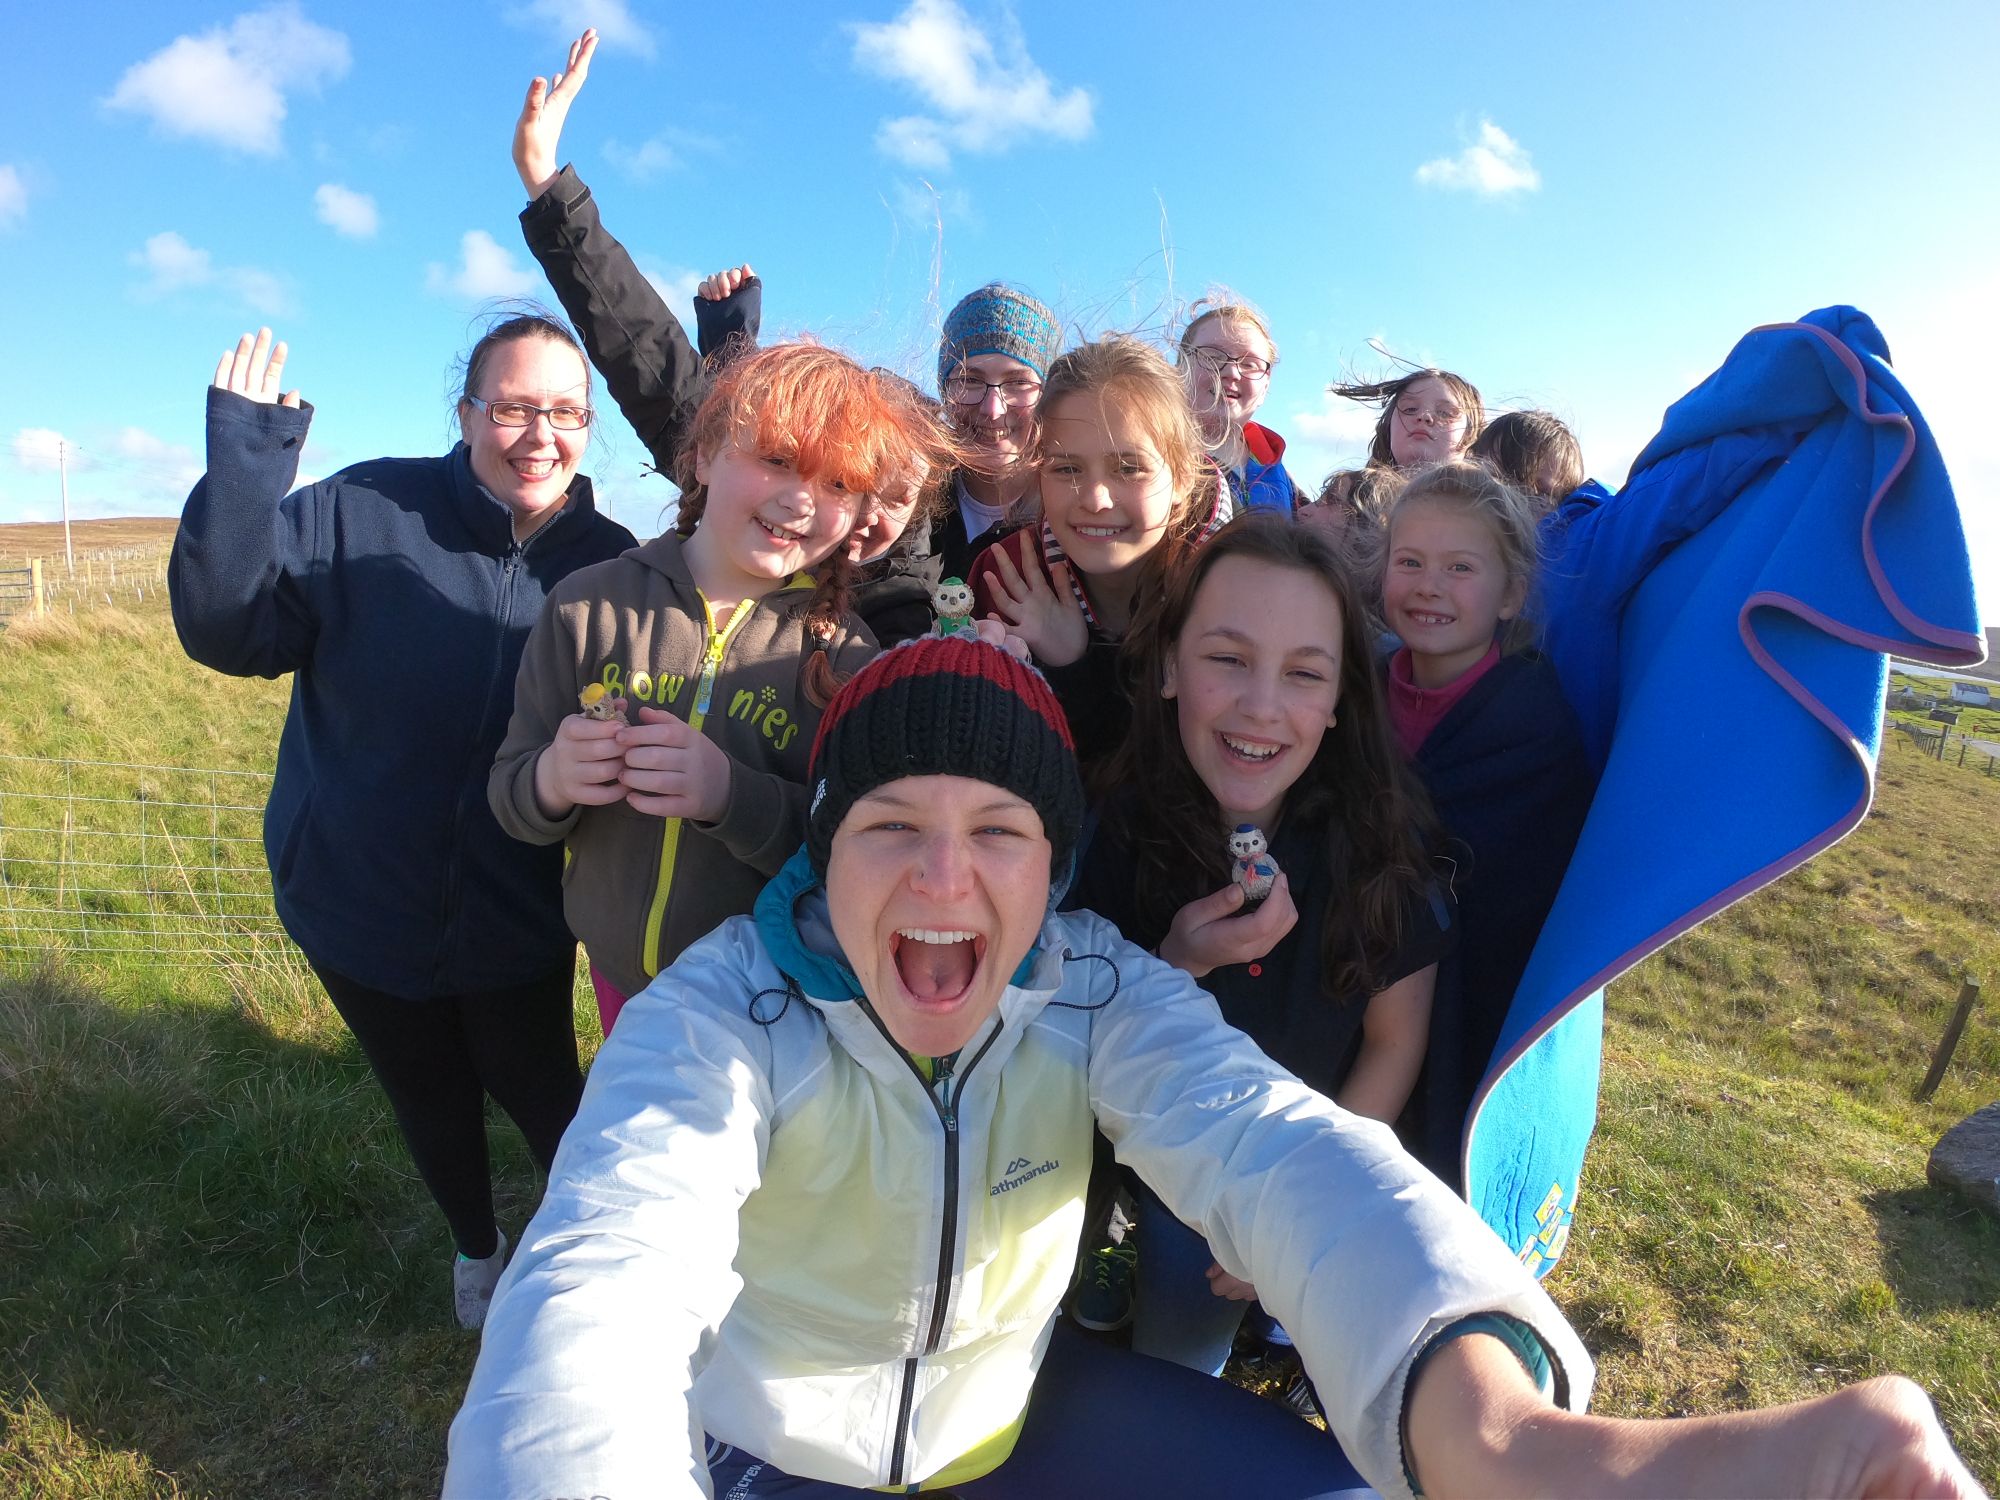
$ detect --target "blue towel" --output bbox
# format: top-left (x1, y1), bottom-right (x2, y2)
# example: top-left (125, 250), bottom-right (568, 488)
top-left (1467, 307), bottom-right (1986, 1273)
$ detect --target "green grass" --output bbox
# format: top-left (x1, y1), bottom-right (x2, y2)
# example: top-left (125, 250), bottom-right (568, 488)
top-left (2, 617), bottom-right (1998, 1493)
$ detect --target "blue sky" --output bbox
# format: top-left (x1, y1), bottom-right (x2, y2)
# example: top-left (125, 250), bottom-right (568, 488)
top-left (4, 0), bottom-right (1996, 611)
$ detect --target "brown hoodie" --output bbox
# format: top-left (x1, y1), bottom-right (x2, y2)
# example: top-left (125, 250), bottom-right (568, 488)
top-left (490, 533), bottom-right (877, 999)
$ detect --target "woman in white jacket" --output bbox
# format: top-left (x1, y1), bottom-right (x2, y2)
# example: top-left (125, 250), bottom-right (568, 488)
top-left (447, 634), bottom-right (1978, 1500)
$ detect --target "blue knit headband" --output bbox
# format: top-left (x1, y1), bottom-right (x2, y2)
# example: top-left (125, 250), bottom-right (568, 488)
top-left (938, 284), bottom-right (1061, 387)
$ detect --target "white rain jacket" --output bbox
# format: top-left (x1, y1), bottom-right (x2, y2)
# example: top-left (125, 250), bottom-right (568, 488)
top-left (446, 852), bottom-right (1593, 1498)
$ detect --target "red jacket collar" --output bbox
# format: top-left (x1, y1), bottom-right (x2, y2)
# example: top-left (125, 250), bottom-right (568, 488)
top-left (1242, 421), bottom-right (1286, 465)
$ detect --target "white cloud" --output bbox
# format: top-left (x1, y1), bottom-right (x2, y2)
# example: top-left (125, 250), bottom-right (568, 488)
top-left (426, 230), bottom-right (539, 299)
top-left (1289, 395), bottom-right (1382, 450)
top-left (509, 0), bottom-right (658, 59)
top-left (314, 182), bottom-right (378, 238)
top-left (0, 165), bottom-right (25, 229)
top-left (604, 137), bottom-right (680, 181)
top-left (639, 260), bottom-right (702, 310)
top-left (105, 3), bottom-right (351, 157)
top-left (1414, 119), bottom-right (1541, 197)
top-left (109, 428), bottom-right (204, 490)
top-left (132, 230), bottom-right (213, 292)
top-left (12, 428), bottom-right (80, 473)
top-left (127, 231), bottom-right (291, 314)
top-left (850, 0), bottom-right (1092, 170)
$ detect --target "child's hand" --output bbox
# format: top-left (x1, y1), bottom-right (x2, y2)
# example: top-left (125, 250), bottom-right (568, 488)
top-left (1205, 1263), bottom-right (1258, 1302)
top-left (983, 549), bottom-right (1088, 667)
top-left (212, 328), bottom-right (301, 408)
top-left (514, 29), bottom-right (597, 199)
top-left (697, 264), bottom-right (755, 301)
top-left (970, 616), bottom-right (1032, 663)
top-left (1156, 873), bottom-right (1296, 979)
top-left (533, 706), bottom-right (628, 819)
top-left (619, 707), bottom-right (732, 822)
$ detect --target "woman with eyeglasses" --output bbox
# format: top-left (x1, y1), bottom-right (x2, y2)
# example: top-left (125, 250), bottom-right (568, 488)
top-left (933, 282), bottom-right (1065, 578)
top-left (169, 319), bottom-right (635, 1330)
top-left (1176, 299), bottom-right (1302, 518)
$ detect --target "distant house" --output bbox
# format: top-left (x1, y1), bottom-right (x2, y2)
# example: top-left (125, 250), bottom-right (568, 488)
top-left (1950, 681), bottom-right (1992, 707)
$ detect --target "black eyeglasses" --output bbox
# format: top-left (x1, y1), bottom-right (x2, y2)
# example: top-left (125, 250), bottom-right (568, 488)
top-left (941, 374), bottom-right (1043, 408)
top-left (1186, 348), bottom-right (1272, 379)
top-left (467, 396), bottom-right (594, 431)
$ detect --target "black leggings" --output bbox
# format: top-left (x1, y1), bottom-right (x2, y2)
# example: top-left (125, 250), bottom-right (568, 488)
top-left (313, 961), bottom-right (583, 1258)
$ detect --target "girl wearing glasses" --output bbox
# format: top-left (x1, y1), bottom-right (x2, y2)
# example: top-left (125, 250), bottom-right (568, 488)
top-left (1177, 300), bottom-right (1301, 518)
top-left (933, 283), bottom-right (1065, 578)
top-left (170, 320), bottom-right (636, 1331)
top-left (1315, 368), bottom-right (1487, 531)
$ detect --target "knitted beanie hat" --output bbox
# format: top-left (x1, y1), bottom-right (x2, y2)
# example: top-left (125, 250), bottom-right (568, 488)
top-left (806, 636), bottom-right (1083, 878)
top-left (937, 284), bottom-right (1062, 387)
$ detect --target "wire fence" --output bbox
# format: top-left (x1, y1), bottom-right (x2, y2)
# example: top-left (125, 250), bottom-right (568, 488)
top-left (1891, 720), bottom-right (2000, 778)
top-left (0, 752), bottom-right (298, 971)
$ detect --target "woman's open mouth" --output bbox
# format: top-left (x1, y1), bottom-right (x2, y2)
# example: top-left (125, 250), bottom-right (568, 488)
top-left (891, 928), bottom-right (987, 1006)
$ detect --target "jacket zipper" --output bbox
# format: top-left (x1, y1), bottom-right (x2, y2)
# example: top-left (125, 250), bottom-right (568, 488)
top-left (638, 594), bottom-right (756, 977)
top-left (861, 1004), bottom-right (1003, 1487)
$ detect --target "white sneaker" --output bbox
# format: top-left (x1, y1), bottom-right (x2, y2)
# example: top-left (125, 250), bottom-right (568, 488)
top-left (453, 1229), bottom-right (509, 1330)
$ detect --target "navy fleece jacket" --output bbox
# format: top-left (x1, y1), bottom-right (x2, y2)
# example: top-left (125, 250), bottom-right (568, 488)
top-left (169, 389), bottom-right (635, 998)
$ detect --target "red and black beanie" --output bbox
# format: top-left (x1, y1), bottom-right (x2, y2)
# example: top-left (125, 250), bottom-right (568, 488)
top-left (805, 636), bottom-right (1084, 878)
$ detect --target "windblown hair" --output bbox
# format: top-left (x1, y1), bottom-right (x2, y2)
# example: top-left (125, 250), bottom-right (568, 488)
top-left (1309, 464), bottom-right (1408, 591)
top-left (1035, 336), bottom-right (1222, 587)
top-left (1469, 410), bottom-right (1584, 508)
top-left (1330, 368), bottom-right (1486, 469)
top-left (1176, 297), bottom-right (1278, 445)
top-left (1387, 459), bottom-right (1545, 654)
top-left (1104, 512), bottom-right (1437, 1002)
top-left (672, 341), bottom-right (959, 704)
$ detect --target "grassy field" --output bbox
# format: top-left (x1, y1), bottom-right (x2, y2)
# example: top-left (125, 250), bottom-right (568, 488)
top-left (0, 519), bottom-right (178, 623)
top-left (2, 604), bottom-right (1997, 1495)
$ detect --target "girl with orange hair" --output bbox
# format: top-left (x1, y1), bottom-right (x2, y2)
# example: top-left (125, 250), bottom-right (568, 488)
top-left (490, 341), bottom-right (953, 1036)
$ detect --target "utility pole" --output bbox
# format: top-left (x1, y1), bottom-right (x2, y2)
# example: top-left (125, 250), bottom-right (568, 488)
top-left (58, 439), bottom-right (74, 572)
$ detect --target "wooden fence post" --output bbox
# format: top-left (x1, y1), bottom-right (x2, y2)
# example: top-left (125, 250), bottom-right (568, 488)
top-left (1917, 973), bottom-right (1983, 1102)
top-left (29, 558), bottom-right (43, 618)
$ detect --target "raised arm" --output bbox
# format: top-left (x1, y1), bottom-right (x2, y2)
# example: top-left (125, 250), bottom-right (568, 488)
top-left (168, 329), bottom-right (322, 678)
top-left (512, 30), bottom-right (755, 474)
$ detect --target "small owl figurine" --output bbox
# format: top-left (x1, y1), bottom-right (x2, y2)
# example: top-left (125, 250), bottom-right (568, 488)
top-left (578, 682), bottom-right (623, 722)
top-left (931, 576), bottom-right (978, 639)
top-left (1228, 824), bottom-right (1279, 905)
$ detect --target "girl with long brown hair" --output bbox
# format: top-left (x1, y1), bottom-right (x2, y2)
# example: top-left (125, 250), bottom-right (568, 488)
top-left (1068, 511), bottom-right (1446, 1379)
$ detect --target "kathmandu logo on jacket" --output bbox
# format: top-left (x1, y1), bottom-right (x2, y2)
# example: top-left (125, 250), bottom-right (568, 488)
top-left (990, 1156), bottom-right (1059, 1197)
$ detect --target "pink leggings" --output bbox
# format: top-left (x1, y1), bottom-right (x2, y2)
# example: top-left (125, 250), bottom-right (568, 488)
top-left (588, 964), bottom-right (630, 1037)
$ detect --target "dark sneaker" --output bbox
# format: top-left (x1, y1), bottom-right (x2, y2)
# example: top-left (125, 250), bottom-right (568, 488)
top-left (1276, 1366), bottom-right (1324, 1424)
top-left (1070, 1241), bottom-right (1138, 1331)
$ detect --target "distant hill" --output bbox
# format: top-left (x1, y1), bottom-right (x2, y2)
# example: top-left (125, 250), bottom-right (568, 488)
top-left (0, 516), bottom-right (179, 565)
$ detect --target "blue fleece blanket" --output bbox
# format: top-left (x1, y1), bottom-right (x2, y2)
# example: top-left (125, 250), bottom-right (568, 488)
top-left (1465, 307), bottom-right (1986, 1274)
